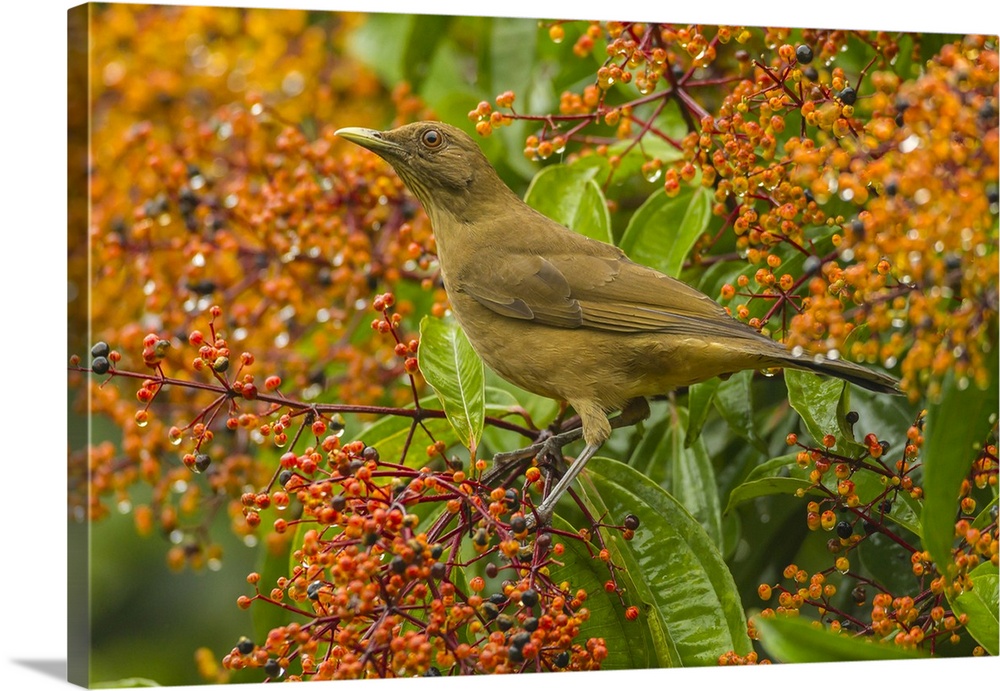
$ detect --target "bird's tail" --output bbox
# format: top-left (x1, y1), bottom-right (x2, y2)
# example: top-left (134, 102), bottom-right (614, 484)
top-left (774, 352), bottom-right (901, 395)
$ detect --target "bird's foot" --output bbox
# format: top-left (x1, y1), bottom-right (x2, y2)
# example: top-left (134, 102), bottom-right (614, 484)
top-left (484, 427), bottom-right (581, 486)
top-left (522, 504), bottom-right (553, 531)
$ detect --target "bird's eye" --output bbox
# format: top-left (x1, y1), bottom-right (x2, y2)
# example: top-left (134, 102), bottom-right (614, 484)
top-left (421, 129), bottom-right (443, 148)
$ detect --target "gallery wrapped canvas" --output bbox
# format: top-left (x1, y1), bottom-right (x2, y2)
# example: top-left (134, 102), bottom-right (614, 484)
top-left (67, 2), bottom-right (998, 687)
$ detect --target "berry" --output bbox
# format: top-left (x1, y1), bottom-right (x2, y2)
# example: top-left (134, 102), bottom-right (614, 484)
top-left (510, 632), bottom-right (531, 649)
top-left (236, 636), bottom-right (254, 655)
top-left (795, 45), bottom-right (813, 64)
top-left (835, 521), bottom-right (853, 539)
top-left (623, 514), bottom-right (640, 530)
top-left (554, 650), bottom-right (570, 667)
top-left (263, 659), bottom-right (281, 678)
top-left (838, 87), bottom-right (857, 105)
top-left (194, 453), bottom-right (211, 472)
top-left (91, 356), bottom-right (110, 375)
top-left (520, 588), bottom-right (538, 608)
top-left (91, 341), bottom-right (110, 358)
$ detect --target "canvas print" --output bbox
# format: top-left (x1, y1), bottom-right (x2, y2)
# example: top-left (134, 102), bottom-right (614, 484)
top-left (68, 3), bottom-right (998, 687)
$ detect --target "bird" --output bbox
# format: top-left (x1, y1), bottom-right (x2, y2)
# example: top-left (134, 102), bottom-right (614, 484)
top-left (336, 121), bottom-right (900, 526)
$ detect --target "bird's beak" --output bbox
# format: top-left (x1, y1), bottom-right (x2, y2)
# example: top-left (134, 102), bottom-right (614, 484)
top-left (335, 127), bottom-right (403, 156)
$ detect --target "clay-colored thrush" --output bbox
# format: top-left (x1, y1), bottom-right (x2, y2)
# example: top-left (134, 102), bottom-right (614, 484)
top-left (337, 121), bottom-right (900, 524)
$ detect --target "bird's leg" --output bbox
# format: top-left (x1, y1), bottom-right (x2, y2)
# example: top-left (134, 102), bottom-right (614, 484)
top-left (527, 441), bottom-right (601, 527)
top-left (524, 397), bottom-right (650, 527)
top-left (486, 397), bottom-right (652, 527)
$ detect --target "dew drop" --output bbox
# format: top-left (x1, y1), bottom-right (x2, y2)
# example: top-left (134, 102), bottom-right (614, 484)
top-left (791, 345), bottom-right (805, 358)
top-left (208, 557), bottom-right (223, 571)
top-left (117, 499), bottom-right (132, 514)
top-left (899, 134), bottom-right (920, 153)
top-left (644, 169), bottom-right (662, 183)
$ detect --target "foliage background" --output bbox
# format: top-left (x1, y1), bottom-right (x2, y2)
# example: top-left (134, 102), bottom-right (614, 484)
top-left (55, 0), bottom-right (998, 688)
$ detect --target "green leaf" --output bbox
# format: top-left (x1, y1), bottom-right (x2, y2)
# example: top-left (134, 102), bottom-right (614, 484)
top-left (576, 456), bottom-right (752, 666)
top-left (619, 186), bottom-right (712, 278)
top-left (401, 14), bottom-right (453, 91)
top-left (524, 164), bottom-right (612, 243)
top-left (952, 562), bottom-right (999, 655)
top-left (785, 369), bottom-right (864, 457)
top-left (418, 316), bottom-right (486, 452)
top-left (857, 530), bottom-right (920, 595)
top-left (725, 453), bottom-right (818, 513)
top-left (685, 378), bottom-right (720, 448)
top-left (628, 404), bottom-right (723, 548)
top-left (972, 497), bottom-right (998, 532)
top-left (921, 358), bottom-right (999, 579)
top-left (713, 370), bottom-right (767, 453)
top-left (850, 470), bottom-right (922, 538)
top-left (489, 17), bottom-right (536, 107)
top-left (355, 396), bottom-right (455, 465)
top-left (347, 13), bottom-right (410, 86)
top-left (547, 516), bottom-right (674, 669)
top-left (479, 373), bottom-right (557, 456)
top-left (753, 614), bottom-right (927, 663)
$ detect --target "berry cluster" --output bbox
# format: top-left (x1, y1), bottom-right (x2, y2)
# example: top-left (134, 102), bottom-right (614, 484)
top-left (224, 441), bottom-right (614, 679)
top-left (749, 412), bottom-right (998, 655)
top-left (74, 292), bottom-right (645, 677)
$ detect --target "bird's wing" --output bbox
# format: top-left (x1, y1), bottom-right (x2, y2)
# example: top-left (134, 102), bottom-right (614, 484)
top-left (459, 249), bottom-right (770, 342)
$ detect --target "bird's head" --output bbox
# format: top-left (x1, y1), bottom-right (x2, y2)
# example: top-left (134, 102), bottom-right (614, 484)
top-left (336, 121), bottom-right (516, 224)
